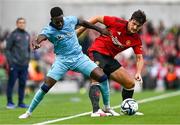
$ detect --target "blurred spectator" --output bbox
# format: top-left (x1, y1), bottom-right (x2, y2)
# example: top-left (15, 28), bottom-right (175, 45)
top-left (5, 17), bottom-right (30, 109)
top-left (0, 49), bottom-right (8, 94)
top-left (29, 60), bottom-right (45, 84)
top-left (26, 59), bottom-right (45, 94)
top-left (164, 64), bottom-right (179, 89)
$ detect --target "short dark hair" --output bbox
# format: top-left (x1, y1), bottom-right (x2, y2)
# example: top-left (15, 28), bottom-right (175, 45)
top-left (16, 17), bottom-right (25, 23)
top-left (131, 10), bottom-right (146, 25)
top-left (50, 7), bottom-right (63, 18)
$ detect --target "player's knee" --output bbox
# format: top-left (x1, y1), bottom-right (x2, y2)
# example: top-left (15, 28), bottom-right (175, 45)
top-left (98, 74), bottom-right (108, 83)
top-left (41, 83), bottom-right (51, 93)
top-left (124, 80), bottom-right (135, 89)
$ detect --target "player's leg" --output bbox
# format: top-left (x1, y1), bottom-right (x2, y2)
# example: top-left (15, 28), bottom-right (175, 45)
top-left (89, 51), bottom-right (134, 101)
top-left (89, 81), bottom-right (101, 113)
top-left (25, 77), bottom-right (57, 114)
top-left (110, 67), bottom-right (144, 115)
top-left (19, 58), bottom-right (68, 119)
top-left (110, 67), bottom-right (135, 101)
top-left (88, 52), bottom-right (120, 116)
top-left (89, 67), bottom-right (110, 108)
top-left (74, 54), bottom-right (110, 115)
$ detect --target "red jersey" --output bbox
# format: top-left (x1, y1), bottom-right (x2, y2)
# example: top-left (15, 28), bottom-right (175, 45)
top-left (88, 16), bottom-right (143, 57)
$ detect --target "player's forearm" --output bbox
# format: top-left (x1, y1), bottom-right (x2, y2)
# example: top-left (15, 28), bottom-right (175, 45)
top-left (78, 20), bottom-right (104, 34)
top-left (136, 54), bottom-right (144, 74)
top-left (76, 16), bottom-right (104, 37)
top-left (88, 16), bottom-right (102, 24)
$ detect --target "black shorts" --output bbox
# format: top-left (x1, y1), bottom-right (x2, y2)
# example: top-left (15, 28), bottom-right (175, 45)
top-left (89, 51), bottom-right (122, 77)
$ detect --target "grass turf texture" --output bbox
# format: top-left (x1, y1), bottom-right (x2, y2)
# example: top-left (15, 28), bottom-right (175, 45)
top-left (0, 91), bottom-right (180, 124)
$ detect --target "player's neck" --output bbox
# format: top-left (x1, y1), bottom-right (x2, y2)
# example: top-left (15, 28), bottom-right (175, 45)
top-left (49, 22), bottom-right (62, 30)
top-left (127, 29), bottom-right (133, 35)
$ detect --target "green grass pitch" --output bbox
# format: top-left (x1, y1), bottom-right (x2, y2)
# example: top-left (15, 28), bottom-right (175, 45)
top-left (0, 90), bottom-right (180, 124)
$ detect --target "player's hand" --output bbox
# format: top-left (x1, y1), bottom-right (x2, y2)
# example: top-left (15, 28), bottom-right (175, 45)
top-left (100, 29), bottom-right (111, 36)
top-left (32, 40), bottom-right (41, 50)
top-left (134, 73), bottom-right (143, 86)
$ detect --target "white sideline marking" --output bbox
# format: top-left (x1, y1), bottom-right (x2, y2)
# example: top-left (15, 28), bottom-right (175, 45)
top-left (34, 91), bottom-right (180, 125)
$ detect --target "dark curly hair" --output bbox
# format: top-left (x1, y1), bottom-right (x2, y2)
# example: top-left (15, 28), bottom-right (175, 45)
top-left (50, 7), bottom-right (63, 18)
top-left (131, 10), bottom-right (146, 25)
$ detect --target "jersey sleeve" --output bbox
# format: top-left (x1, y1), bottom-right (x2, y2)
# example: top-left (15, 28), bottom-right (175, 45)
top-left (103, 16), bottom-right (116, 27)
top-left (39, 26), bottom-right (51, 39)
top-left (69, 16), bottom-right (78, 26)
top-left (133, 44), bottom-right (143, 54)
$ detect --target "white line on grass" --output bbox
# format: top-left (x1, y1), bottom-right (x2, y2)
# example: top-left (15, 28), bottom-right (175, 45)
top-left (34, 91), bottom-right (180, 125)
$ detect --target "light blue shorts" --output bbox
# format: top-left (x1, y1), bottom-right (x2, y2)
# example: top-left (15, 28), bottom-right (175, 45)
top-left (47, 54), bottom-right (98, 81)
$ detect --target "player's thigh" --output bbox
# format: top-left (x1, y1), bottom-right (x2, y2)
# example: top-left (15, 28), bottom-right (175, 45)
top-left (90, 51), bottom-right (121, 77)
top-left (47, 59), bottom-right (68, 82)
top-left (74, 54), bottom-right (104, 79)
top-left (110, 67), bottom-right (134, 89)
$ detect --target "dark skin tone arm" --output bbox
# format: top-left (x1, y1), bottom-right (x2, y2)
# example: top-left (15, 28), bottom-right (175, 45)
top-left (77, 19), bottom-right (110, 36)
top-left (32, 18), bottom-right (110, 50)
top-left (76, 16), bottom-right (104, 37)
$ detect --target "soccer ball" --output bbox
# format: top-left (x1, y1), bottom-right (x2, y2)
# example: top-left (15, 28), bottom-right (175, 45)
top-left (121, 98), bottom-right (138, 115)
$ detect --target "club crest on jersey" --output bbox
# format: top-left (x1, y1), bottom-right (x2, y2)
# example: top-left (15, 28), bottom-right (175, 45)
top-left (126, 40), bottom-right (131, 46)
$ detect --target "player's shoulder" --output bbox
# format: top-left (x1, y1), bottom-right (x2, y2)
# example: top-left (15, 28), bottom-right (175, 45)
top-left (105, 16), bottom-right (127, 24)
top-left (43, 24), bottom-right (53, 31)
top-left (118, 18), bottom-right (127, 24)
top-left (64, 16), bottom-right (77, 22)
top-left (40, 24), bottom-right (55, 36)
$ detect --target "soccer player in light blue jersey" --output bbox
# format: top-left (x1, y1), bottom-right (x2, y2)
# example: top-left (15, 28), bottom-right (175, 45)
top-left (19, 7), bottom-right (113, 119)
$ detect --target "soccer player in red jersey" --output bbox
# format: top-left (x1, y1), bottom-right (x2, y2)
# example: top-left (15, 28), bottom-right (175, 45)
top-left (76, 10), bottom-right (146, 116)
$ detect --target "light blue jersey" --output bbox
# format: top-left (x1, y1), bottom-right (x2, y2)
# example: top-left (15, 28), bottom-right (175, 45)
top-left (40, 16), bottom-right (97, 81)
top-left (40, 16), bottom-right (82, 57)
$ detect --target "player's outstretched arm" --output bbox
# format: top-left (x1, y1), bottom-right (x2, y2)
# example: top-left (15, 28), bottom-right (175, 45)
top-left (81, 16), bottom-right (104, 25)
top-left (134, 54), bottom-right (144, 85)
top-left (77, 17), bottom-right (108, 37)
top-left (32, 35), bottom-right (47, 50)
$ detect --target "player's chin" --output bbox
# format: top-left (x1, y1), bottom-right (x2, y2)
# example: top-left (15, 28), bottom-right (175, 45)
top-left (130, 30), bottom-right (137, 34)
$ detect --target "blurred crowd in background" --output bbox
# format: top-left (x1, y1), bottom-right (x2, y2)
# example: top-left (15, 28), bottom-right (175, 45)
top-left (0, 19), bottom-right (180, 95)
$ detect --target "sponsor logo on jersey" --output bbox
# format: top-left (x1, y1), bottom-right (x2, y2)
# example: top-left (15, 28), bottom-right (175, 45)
top-left (57, 35), bottom-right (64, 40)
top-left (111, 36), bottom-right (124, 48)
top-left (117, 32), bottom-right (121, 36)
